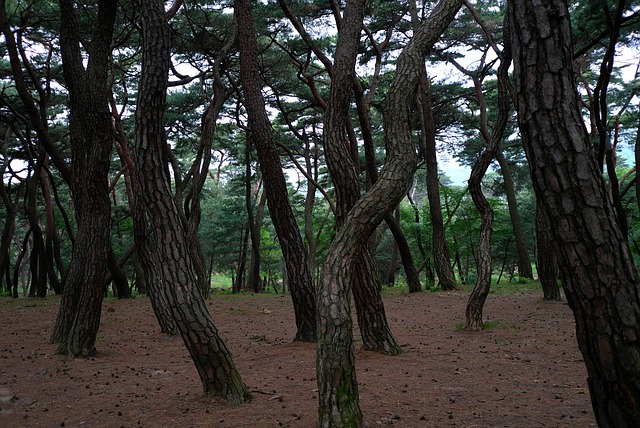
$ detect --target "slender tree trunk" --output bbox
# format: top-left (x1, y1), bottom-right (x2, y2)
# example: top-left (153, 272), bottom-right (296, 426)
top-left (40, 160), bottom-right (62, 294)
top-left (383, 209), bottom-right (400, 286)
top-left (496, 151), bottom-right (533, 278)
top-left (465, 28), bottom-right (512, 330)
top-left (535, 201), bottom-right (561, 300)
top-left (508, 0), bottom-right (640, 425)
top-left (25, 156), bottom-right (48, 298)
top-left (382, 213), bottom-right (422, 292)
top-left (134, 0), bottom-right (250, 403)
top-left (419, 76), bottom-right (458, 290)
top-left (107, 247), bottom-right (130, 299)
top-left (235, 0), bottom-right (316, 341)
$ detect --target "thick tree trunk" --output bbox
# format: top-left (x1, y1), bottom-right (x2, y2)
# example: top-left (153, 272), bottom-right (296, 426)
top-left (317, 0), bottom-right (463, 425)
top-left (135, 0), bottom-right (250, 403)
top-left (48, 0), bottom-right (117, 357)
top-left (496, 151), bottom-right (533, 278)
top-left (535, 202), bottom-right (561, 301)
top-left (52, 0), bottom-right (117, 356)
top-left (508, 0), bottom-right (640, 425)
top-left (235, 0), bottom-right (316, 341)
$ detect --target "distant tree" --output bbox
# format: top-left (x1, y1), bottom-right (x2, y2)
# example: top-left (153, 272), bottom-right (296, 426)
top-left (235, 0), bottom-right (317, 341)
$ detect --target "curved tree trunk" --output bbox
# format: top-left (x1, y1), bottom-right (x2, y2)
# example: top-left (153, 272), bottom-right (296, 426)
top-left (317, 0), bottom-right (463, 425)
top-left (236, 0), bottom-right (316, 342)
top-left (465, 154), bottom-right (495, 330)
top-left (496, 151), bottom-right (533, 279)
top-left (134, 0), bottom-right (250, 403)
top-left (508, 0), bottom-right (640, 425)
top-left (464, 27), bottom-right (512, 331)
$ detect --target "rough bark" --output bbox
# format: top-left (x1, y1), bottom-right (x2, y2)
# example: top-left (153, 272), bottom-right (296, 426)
top-left (134, 0), bottom-right (250, 403)
top-left (113, 117), bottom-right (176, 333)
top-left (496, 151), bottom-right (533, 279)
top-left (508, 0), bottom-right (640, 425)
top-left (535, 201), bottom-right (561, 301)
top-left (47, 0), bottom-right (117, 356)
top-left (317, 0), bottom-right (463, 425)
top-left (235, 0), bottom-right (316, 342)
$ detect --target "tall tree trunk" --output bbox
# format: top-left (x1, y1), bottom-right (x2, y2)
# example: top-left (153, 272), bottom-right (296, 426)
top-left (317, 0), bottom-right (463, 425)
top-left (134, 0), bottom-right (250, 403)
top-left (40, 160), bottom-right (62, 294)
top-left (49, 0), bottom-right (117, 356)
top-left (322, 0), bottom-right (401, 361)
top-left (244, 141), bottom-right (264, 293)
top-left (25, 155), bottom-right (48, 298)
top-left (535, 201), bottom-right (561, 301)
top-left (508, 0), bottom-right (640, 425)
top-left (235, 0), bottom-right (316, 341)
top-left (111, 113), bottom-right (175, 332)
top-left (0, 140), bottom-right (21, 292)
top-left (496, 151), bottom-right (533, 278)
top-left (419, 75), bottom-right (458, 290)
top-left (183, 55), bottom-right (230, 299)
top-left (465, 32), bottom-right (512, 331)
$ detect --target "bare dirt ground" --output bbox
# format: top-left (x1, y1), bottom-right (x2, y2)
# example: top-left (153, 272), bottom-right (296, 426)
top-left (0, 286), bottom-right (596, 427)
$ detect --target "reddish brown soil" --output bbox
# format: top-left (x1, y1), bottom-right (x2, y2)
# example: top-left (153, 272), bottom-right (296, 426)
top-left (0, 287), bottom-right (596, 427)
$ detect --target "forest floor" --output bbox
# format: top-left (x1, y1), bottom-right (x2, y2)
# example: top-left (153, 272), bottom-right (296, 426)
top-left (0, 283), bottom-right (596, 427)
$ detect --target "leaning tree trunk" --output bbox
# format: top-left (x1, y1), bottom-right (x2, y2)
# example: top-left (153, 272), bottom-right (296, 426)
top-left (235, 0), bottom-right (316, 341)
top-left (135, 0), bottom-right (250, 403)
top-left (508, 0), bottom-right (640, 425)
top-left (317, 0), bottom-right (463, 425)
top-left (112, 115), bottom-right (176, 333)
top-left (535, 202), bottom-right (561, 301)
